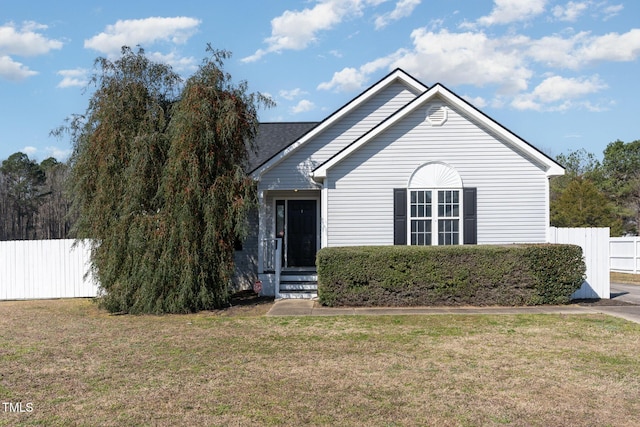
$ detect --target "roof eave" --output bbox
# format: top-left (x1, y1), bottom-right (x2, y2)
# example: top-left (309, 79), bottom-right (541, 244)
top-left (313, 84), bottom-right (565, 178)
top-left (251, 68), bottom-right (428, 180)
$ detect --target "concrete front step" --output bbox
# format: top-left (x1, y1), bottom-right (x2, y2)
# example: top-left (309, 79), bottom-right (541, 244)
top-left (280, 274), bottom-right (318, 282)
top-left (278, 291), bottom-right (318, 299)
top-left (279, 270), bottom-right (318, 299)
top-left (280, 282), bottom-right (318, 291)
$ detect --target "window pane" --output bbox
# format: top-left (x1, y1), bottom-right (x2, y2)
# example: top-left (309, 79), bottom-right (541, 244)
top-left (276, 200), bottom-right (285, 238)
top-left (438, 190), bottom-right (459, 218)
top-left (410, 190), bottom-right (431, 219)
top-left (438, 219), bottom-right (459, 245)
top-left (411, 220), bottom-right (431, 246)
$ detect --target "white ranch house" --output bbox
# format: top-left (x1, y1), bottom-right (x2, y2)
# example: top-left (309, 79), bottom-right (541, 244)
top-left (233, 69), bottom-right (566, 298)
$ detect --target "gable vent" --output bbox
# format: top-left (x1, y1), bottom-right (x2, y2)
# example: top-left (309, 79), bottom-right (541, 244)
top-left (426, 105), bottom-right (447, 126)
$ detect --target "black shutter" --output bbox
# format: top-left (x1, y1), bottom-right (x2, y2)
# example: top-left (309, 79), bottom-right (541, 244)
top-left (463, 188), bottom-right (477, 245)
top-left (394, 189), bottom-right (407, 245)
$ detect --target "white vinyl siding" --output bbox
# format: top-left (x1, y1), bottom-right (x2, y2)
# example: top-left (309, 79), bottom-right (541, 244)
top-left (259, 82), bottom-right (419, 191)
top-left (325, 99), bottom-right (549, 247)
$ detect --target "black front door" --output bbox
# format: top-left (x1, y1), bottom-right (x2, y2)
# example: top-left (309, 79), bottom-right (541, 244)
top-left (287, 200), bottom-right (317, 267)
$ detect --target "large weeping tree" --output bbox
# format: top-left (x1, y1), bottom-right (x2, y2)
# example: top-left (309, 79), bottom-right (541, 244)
top-left (66, 46), bottom-right (270, 313)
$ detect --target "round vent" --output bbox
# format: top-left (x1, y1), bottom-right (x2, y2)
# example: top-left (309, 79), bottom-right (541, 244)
top-left (426, 105), bottom-right (447, 126)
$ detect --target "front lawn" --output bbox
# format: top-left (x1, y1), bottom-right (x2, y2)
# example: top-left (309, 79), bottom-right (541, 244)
top-left (1, 299), bottom-right (639, 426)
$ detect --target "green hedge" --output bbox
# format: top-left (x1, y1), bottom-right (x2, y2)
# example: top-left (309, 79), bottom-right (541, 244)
top-left (316, 245), bottom-right (586, 307)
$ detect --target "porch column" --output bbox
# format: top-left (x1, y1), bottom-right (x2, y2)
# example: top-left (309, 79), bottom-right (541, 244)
top-left (257, 189), bottom-right (266, 274)
top-left (321, 178), bottom-right (328, 248)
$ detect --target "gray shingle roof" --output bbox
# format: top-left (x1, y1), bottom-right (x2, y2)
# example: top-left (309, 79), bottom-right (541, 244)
top-left (247, 122), bottom-right (318, 172)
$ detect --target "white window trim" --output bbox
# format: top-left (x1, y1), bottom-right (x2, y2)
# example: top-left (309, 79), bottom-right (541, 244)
top-left (408, 188), bottom-right (463, 246)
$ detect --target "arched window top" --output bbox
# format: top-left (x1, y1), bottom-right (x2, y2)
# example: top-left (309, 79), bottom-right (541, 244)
top-left (408, 161), bottom-right (462, 188)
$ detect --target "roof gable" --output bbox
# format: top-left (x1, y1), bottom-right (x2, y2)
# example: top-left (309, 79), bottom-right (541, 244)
top-left (250, 68), bottom-right (427, 179)
top-left (312, 83), bottom-right (565, 179)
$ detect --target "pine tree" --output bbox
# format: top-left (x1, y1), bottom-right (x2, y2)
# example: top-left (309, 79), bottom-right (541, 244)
top-left (551, 177), bottom-right (622, 235)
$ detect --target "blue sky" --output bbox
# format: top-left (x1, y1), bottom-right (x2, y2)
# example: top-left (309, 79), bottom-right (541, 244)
top-left (1, 0), bottom-right (639, 163)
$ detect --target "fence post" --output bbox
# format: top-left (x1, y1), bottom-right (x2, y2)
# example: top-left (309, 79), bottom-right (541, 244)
top-left (632, 236), bottom-right (637, 275)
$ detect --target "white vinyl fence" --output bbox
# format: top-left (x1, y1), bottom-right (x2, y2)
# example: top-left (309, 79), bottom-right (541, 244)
top-left (610, 236), bottom-right (640, 274)
top-left (0, 239), bottom-right (99, 300)
top-left (0, 231), bottom-right (613, 301)
top-left (548, 227), bottom-right (610, 300)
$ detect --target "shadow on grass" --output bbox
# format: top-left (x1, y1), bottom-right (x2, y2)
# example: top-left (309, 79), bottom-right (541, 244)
top-left (230, 289), bottom-right (274, 307)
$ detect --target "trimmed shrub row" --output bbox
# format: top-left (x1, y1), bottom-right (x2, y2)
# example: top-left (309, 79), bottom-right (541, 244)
top-left (316, 245), bottom-right (586, 307)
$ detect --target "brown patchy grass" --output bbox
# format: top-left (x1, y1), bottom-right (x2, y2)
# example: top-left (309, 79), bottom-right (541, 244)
top-left (611, 271), bottom-right (640, 285)
top-left (1, 299), bottom-right (640, 426)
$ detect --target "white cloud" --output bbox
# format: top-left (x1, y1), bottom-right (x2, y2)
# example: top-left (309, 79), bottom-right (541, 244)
top-left (528, 29), bottom-right (640, 69)
top-left (511, 75), bottom-right (607, 111)
top-left (532, 74), bottom-right (607, 102)
top-left (375, 0), bottom-right (421, 30)
top-left (56, 68), bottom-right (89, 88)
top-left (552, 1), bottom-right (590, 22)
top-left (397, 29), bottom-right (532, 94)
top-left (0, 55), bottom-right (37, 81)
top-left (472, 0), bottom-right (547, 27)
top-left (0, 21), bottom-right (62, 81)
top-left (0, 21), bottom-right (63, 56)
top-left (601, 3), bottom-right (623, 20)
top-left (45, 146), bottom-right (72, 161)
top-left (242, 0), bottom-right (386, 63)
top-left (317, 66), bottom-right (370, 91)
top-left (462, 95), bottom-right (488, 108)
top-left (316, 3), bottom-right (635, 113)
top-left (21, 146), bottom-right (38, 156)
top-left (580, 29), bottom-right (640, 63)
top-left (84, 17), bottom-right (201, 55)
top-left (279, 88), bottom-right (308, 100)
top-left (527, 32), bottom-right (585, 68)
top-left (290, 99), bottom-right (316, 114)
top-left (319, 28), bottom-right (534, 95)
top-left (148, 51), bottom-right (197, 73)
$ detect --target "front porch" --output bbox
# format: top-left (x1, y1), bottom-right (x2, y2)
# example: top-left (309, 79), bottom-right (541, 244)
top-left (258, 238), bottom-right (318, 299)
top-left (256, 189), bottom-right (321, 299)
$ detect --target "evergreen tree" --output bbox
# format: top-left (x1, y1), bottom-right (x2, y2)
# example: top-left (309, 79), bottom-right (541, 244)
top-left (598, 139), bottom-right (640, 234)
top-left (0, 152), bottom-right (46, 239)
top-left (550, 148), bottom-right (600, 205)
top-left (551, 177), bottom-right (622, 235)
